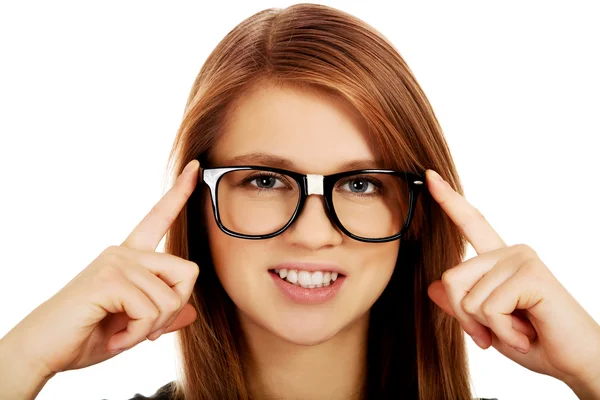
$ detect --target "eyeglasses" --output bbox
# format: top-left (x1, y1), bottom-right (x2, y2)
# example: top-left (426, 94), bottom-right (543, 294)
top-left (198, 162), bottom-right (426, 243)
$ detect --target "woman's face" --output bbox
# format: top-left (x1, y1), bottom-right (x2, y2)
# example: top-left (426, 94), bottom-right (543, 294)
top-left (205, 85), bottom-right (400, 345)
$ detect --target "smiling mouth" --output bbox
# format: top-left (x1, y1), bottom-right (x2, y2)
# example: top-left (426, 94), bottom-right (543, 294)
top-left (268, 268), bottom-right (344, 288)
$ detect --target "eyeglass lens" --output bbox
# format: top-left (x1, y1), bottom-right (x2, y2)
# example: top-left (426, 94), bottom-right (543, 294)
top-left (215, 169), bottom-right (409, 239)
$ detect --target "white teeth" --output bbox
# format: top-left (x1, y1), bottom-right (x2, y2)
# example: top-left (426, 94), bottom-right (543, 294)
top-left (286, 269), bottom-right (298, 284)
top-left (273, 269), bottom-right (341, 288)
top-left (311, 271), bottom-right (323, 285)
top-left (298, 271), bottom-right (311, 286)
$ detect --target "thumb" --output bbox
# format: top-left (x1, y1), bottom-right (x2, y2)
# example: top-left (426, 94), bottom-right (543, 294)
top-left (427, 280), bottom-right (455, 317)
top-left (163, 303), bottom-right (198, 333)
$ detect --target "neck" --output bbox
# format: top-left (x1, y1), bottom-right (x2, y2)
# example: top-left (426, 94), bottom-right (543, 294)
top-left (239, 311), bottom-right (370, 400)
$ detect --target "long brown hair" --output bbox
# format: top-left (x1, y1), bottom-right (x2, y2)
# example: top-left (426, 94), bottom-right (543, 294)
top-left (163, 3), bottom-right (471, 399)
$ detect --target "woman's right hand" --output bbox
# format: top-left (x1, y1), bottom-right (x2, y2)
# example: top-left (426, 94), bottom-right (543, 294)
top-left (1, 159), bottom-right (201, 379)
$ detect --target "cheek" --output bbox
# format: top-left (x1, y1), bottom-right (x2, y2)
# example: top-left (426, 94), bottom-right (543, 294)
top-left (374, 242), bottom-right (400, 277)
top-left (204, 197), bottom-right (236, 277)
top-left (349, 242), bottom-right (399, 310)
top-left (203, 196), bottom-right (267, 300)
top-left (204, 197), bottom-right (224, 261)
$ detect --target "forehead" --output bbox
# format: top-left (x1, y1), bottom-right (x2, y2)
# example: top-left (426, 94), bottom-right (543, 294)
top-left (210, 85), bottom-right (379, 174)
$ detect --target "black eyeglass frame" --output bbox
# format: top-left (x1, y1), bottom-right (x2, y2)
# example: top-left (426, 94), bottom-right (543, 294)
top-left (197, 160), bottom-right (427, 243)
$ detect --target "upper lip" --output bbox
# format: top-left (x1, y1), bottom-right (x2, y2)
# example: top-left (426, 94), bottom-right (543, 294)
top-left (270, 262), bottom-right (346, 276)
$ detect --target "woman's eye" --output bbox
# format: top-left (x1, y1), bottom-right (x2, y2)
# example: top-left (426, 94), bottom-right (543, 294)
top-left (341, 178), bottom-right (376, 194)
top-left (251, 175), bottom-right (284, 189)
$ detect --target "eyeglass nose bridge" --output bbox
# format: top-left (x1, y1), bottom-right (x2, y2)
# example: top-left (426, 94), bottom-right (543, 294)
top-left (305, 174), bottom-right (325, 196)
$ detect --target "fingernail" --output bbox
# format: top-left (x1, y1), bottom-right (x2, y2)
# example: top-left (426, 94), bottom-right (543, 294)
top-left (183, 160), bottom-right (197, 174)
top-left (516, 346), bottom-right (528, 354)
top-left (148, 328), bottom-right (165, 341)
top-left (472, 334), bottom-right (487, 349)
top-left (428, 169), bottom-right (443, 182)
top-left (109, 347), bottom-right (126, 355)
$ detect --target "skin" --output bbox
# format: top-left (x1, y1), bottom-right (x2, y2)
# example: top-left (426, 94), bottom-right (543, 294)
top-left (426, 170), bottom-right (600, 397)
top-left (203, 84), bottom-right (600, 398)
top-left (205, 85), bottom-right (400, 399)
top-left (3, 86), bottom-right (597, 399)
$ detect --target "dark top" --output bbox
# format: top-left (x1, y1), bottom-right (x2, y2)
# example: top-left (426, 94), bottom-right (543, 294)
top-left (127, 381), bottom-right (177, 399)
top-left (126, 381), bottom-right (498, 399)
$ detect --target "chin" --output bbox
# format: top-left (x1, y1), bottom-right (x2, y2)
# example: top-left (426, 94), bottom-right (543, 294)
top-left (263, 306), bottom-right (366, 347)
top-left (235, 301), bottom-right (353, 346)
top-left (272, 319), bottom-right (342, 346)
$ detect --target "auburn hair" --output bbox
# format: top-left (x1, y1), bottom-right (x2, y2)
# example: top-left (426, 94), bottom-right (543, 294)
top-left (163, 3), bottom-right (471, 399)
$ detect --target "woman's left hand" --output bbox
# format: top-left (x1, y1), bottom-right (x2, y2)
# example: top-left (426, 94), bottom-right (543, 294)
top-left (425, 169), bottom-right (600, 390)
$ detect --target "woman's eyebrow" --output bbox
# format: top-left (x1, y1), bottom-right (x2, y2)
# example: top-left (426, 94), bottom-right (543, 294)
top-left (337, 159), bottom-right (385, 170)
top-left (223, 152), bottom-right (384, 171)
top-left (225, 153), bottom-right (297, 169)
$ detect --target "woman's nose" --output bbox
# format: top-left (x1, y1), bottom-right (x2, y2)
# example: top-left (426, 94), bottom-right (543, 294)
top-left (282, 195), bottom-right (343, 250)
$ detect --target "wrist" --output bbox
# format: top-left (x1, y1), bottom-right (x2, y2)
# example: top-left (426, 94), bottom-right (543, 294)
top-left (0, 328), bottom-right (56, 400)
top-left (564, 367), bottom-right (600, 400)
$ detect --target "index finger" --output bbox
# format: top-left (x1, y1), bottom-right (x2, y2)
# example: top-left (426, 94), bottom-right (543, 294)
top-left (122, 159), bottom-right (200, 250)
top-left (426, 169), bottom-right (506, 254)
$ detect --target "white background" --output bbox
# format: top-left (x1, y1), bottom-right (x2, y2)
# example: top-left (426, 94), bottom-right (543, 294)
top-left (1, 1), bottom-right (599, 399)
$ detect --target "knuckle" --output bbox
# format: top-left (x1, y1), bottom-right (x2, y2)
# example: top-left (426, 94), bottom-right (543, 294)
top-left (441, 269), bottom-right (457, 286)
top-left (509, 244), bottom-right (543, 273)
top-left (102, 246), bottom-right (125, 266)
top-left (520, 260), bottom-right (546, 285)
top-left (513, 243), bottom-right (537, 258)
top-left (147, 307), bottom-right (160, 322)
top-left (104, 245), bottom-right (120, 254)
top-left (89, 264), bottom-right (124, 294)
top-left (521, 257), bottom-right (538, 272)
top-left (164, 294), bottom-right (182, 312)
top-left (480, 301), bottom-right (495, 319)
top-left (186, 261), bottom-right (200, 277)
top-left (98, 263), bottom-right (124, 283)
top-left (461, 297), bottom-right (478, 315)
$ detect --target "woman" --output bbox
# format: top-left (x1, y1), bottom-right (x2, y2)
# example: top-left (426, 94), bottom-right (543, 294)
top-left (1, 4), bottom-right (599, 400)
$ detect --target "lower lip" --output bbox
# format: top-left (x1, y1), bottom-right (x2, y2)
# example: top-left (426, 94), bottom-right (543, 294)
top-left (269, 270), bottom-right (345, 305)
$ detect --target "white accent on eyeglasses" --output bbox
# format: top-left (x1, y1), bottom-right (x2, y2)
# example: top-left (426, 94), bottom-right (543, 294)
top-left (306, 174), bottom-right (324, 195)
